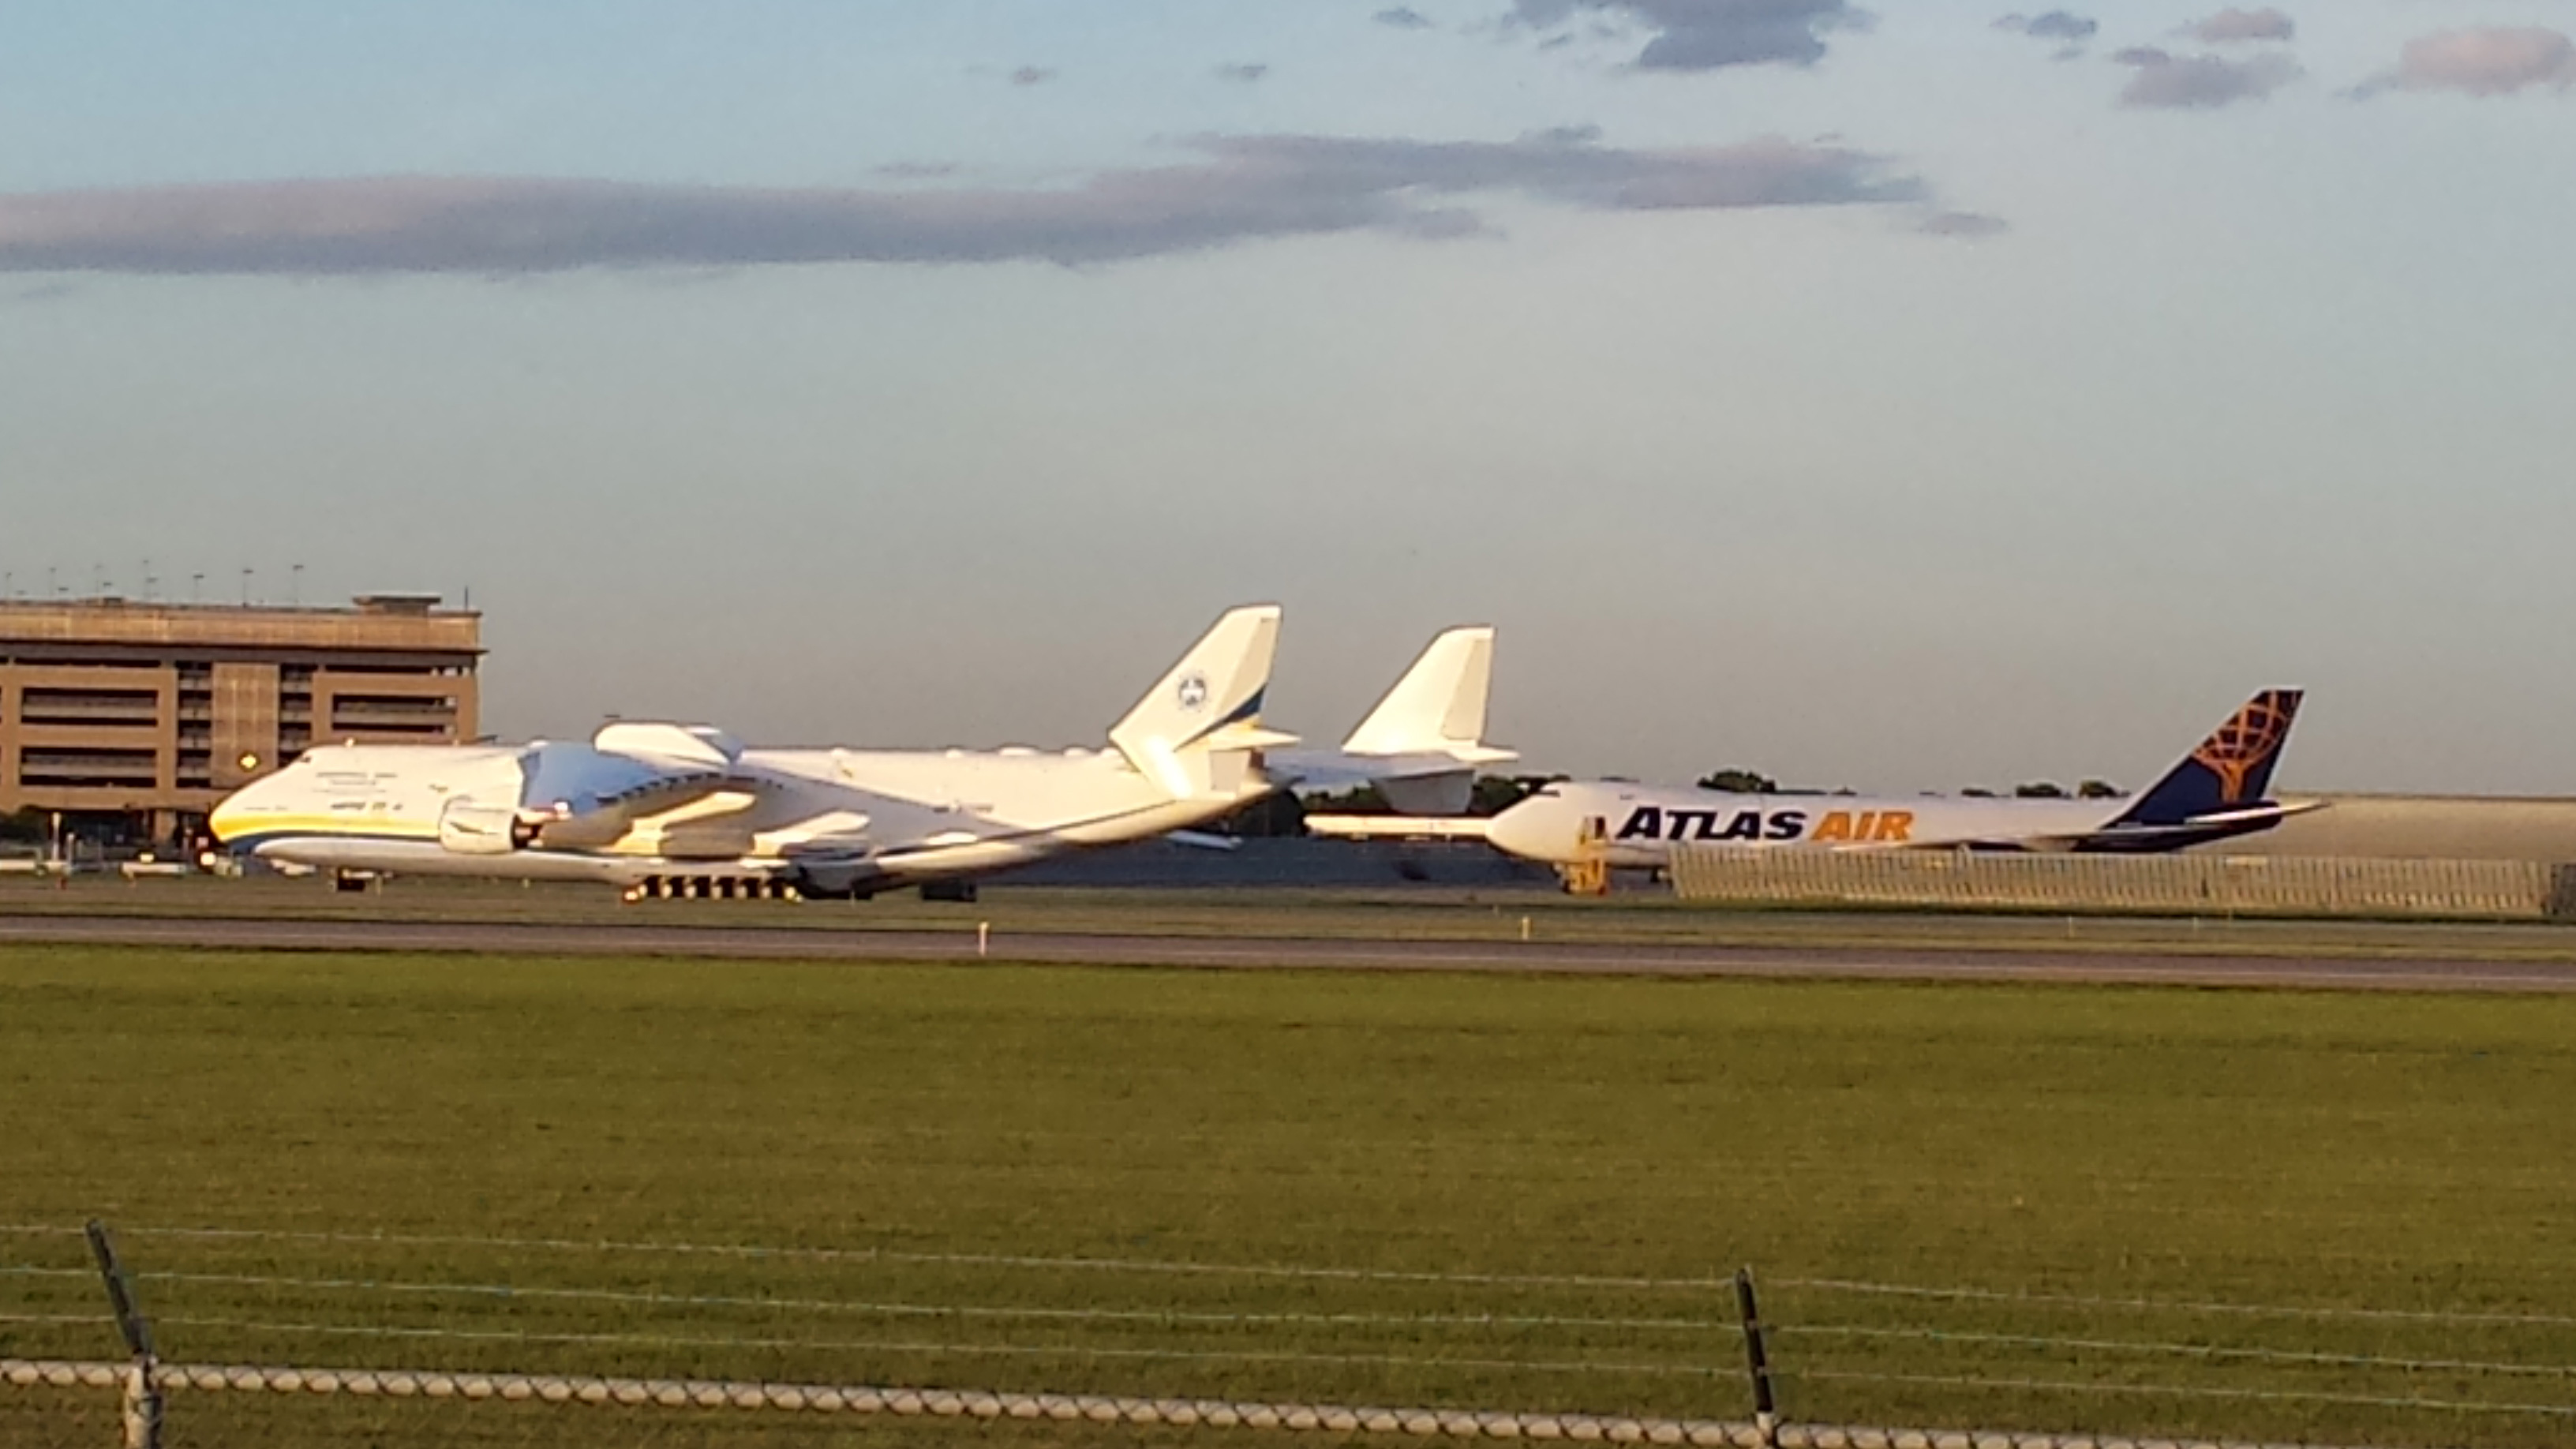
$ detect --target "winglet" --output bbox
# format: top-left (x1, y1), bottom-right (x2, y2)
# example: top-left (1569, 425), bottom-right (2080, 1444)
top-left (1108, 605), bottom-right (1285, 796)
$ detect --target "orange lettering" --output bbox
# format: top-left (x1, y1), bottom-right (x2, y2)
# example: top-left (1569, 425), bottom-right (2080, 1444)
top-left (1875, 810), bottom-right (1915, 843)
top-left (1812, 811), bottom-right (1852, 842)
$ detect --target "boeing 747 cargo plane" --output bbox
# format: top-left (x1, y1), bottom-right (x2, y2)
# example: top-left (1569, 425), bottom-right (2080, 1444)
top-left (1485, 690), bottom-right (2311, 874)
top-left (1312, 690), bottom-right (2315, 880)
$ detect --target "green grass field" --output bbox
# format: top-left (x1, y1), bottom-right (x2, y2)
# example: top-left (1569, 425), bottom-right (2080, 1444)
top-left (4, 945), bottom-right (2574, 1447)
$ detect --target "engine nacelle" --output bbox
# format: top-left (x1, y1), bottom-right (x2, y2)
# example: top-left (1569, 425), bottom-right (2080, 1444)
top-left (437, 799), bottom-right (525, 856)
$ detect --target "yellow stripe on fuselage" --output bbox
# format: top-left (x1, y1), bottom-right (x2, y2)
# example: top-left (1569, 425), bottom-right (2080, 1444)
top-left (215, 813), bottom-right (440, 843)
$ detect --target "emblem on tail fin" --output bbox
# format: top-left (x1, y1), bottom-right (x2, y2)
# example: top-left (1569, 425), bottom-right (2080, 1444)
top-left (2105, 687), bottom-right (2306, 833)
top-left (2190, 689), bottom-right (2302, 803)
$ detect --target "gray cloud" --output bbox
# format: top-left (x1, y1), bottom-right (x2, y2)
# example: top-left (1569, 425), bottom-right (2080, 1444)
top-left (1510, 0), bottom-right (1871, 73)
top-left (1214, 62), bottom-right (1271, 84)
top-left (1375, 6), bottom-right (1436, 28)
top-left (2112, 46), bottom-right (2297, 107)
top-left (2188, 8), bottom-right (2293, 44)
top-left (1994, 11), bottom-right (2098, 44)
top-left (1994, 10), bottom-right (2097, 60)
top-left (1009, 66), bottom-right (1058, 87)
top-left (2358, 27), bottom-right (2575, 98)
top-left (0, 133), bottom-right (1931, 276)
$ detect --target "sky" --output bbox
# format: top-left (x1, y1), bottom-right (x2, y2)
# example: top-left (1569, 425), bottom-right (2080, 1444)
top-left (5, 2), bottom-right (2574, 796)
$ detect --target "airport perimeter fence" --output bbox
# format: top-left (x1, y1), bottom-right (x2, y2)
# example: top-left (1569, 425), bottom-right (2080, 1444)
top-left (1665, 849), bottom-right (2576, 922)
top-left (7, 1222), bottom-right (2576, 1449)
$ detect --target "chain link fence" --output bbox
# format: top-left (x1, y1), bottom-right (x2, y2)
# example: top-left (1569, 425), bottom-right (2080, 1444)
top-left (1668, 848), bottom-right (2576, 921)
top-left (9, 1221), bottom-right (2574, 1447)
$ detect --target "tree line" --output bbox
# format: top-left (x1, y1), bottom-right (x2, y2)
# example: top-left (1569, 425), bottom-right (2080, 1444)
top-left (1693, 769), bottom-right (2121, 799)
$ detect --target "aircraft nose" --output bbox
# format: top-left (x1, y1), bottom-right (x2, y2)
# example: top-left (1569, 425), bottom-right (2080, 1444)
top-left (208, 777), bottom-right (271, 845)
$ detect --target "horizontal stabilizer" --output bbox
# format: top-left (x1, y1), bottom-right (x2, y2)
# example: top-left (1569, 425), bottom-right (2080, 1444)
top-left (2072, 799), bottom-right (2329, 848)
top-left (1269, 747), bottom-right (1507, 796)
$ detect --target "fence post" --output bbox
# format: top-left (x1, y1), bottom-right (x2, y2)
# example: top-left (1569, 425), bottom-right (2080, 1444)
top-left (84, 1220), bottom-right (162, 1449)
top-left (1733, 1266), bottom-right (1778, 1447)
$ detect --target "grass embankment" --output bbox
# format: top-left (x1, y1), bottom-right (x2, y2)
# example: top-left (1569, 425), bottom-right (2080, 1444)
top-left (10, 874), bottom-right (2576, 961)
top-left (3, 948), bottom-right (2572, 1447)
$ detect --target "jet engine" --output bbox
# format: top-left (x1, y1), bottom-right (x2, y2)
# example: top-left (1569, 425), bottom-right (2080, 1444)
top-left (437, 799), bottom-right (528, 855)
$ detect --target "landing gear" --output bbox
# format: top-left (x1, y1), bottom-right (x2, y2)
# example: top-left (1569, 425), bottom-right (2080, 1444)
top-left (919, 880), bottom-right (979, 904)
top-left (622, 874), bottom-right (804, 902)
top-left (1559, 815), bottom-right (1611, 896)
top-left (331, 870), bottom-right (377, 894)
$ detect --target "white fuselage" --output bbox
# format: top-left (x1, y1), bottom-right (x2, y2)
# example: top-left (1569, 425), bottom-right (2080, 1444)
top-left (1485, 781), bottom-right (2134, 871)
top-left (211, 739), bottom-right (1271, 893)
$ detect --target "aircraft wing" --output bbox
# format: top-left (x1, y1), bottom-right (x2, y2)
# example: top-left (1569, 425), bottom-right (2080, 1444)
top-left (511, 724), bottom-right (757, 850)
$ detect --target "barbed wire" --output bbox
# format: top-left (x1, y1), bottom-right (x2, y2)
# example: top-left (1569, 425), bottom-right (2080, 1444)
top-left (1779, 1322), bottom-right (2576, 1379)
top-left (1772, 1276), bottom-right (2576, 1328)
top-left (17, 1220), bottom-right (2574, 1328)
top-left (61, 1264), bottom-right (2576, 1387)
top-left (121, 1267), bottom-right (1741, 1335)
top-left (2, 1222), bottom-right (1740, 1291)
top-left (124, 1227), bottom-right (2576, 1327)
top-left (1790, 1365), bottom-right (2576, 1419)
top-left (150, 1313), bottom-right (1736, 1380)
top-left (17, 1221), bottom-right (2576, 1373)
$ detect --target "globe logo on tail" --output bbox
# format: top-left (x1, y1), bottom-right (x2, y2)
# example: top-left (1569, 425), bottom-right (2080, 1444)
top-left (1175, 672), bottom-right (1210, 713)
top-left (2192, 690), bottom-right (2300, 803)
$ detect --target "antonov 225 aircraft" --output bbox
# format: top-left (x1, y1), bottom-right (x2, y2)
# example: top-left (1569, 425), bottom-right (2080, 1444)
top-left (209, 608), bottom-right (1511, 900)
top-left (1472, 688), bottom-right (2315, 874)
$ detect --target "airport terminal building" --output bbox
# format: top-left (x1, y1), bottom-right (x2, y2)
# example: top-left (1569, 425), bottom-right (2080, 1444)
top-left (0, 594), bottom-right (481, 850)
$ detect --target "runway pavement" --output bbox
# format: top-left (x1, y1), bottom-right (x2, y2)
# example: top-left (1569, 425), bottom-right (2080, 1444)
top-left (5, 913), bottom-right (2574, 990)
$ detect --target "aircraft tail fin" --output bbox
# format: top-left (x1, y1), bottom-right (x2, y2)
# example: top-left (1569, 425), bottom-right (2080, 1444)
top-left (1109, 605), bottom-right (1287, 799)
top-left (1342, 626), bottom-right (1514, 764)
top-left (2111, 688), bottom-right (2305, 828)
